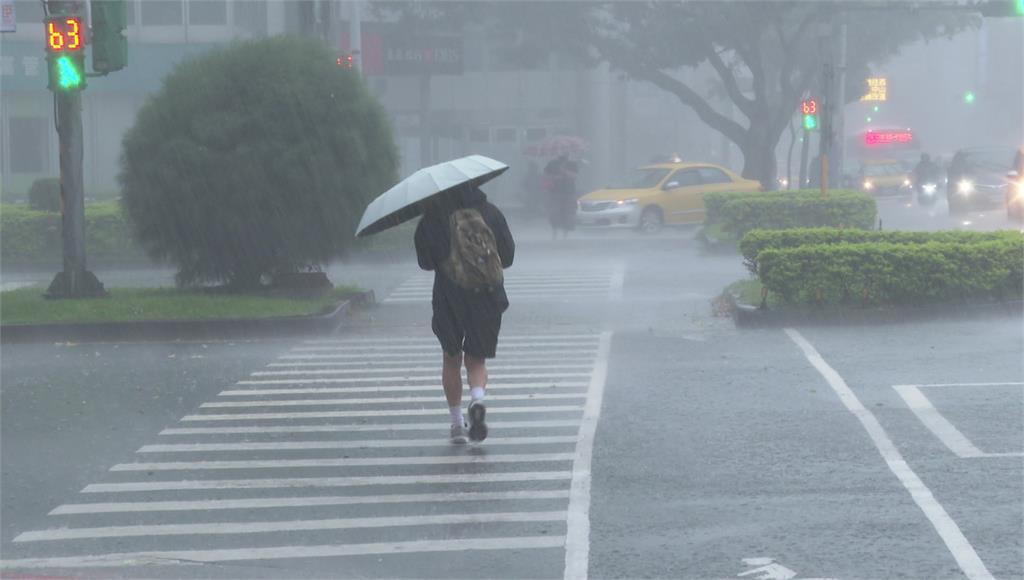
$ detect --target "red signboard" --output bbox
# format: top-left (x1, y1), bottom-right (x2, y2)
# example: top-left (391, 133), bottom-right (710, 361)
top-left (45, 16), bottom-right (84, 53)
top-left (864, 130), bottom-right (913, 146)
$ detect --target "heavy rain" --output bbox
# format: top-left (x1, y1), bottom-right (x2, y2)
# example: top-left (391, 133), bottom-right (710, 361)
top-left (0, 1), bottom-right (1022, 578)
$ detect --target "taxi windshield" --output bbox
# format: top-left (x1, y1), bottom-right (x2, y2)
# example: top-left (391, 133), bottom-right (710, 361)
top-left (609, 168), bottom-right (670, 189)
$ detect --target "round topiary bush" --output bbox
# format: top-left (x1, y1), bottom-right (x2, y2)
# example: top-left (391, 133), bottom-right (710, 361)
top-left (120, 36), bottom-right (398, 289)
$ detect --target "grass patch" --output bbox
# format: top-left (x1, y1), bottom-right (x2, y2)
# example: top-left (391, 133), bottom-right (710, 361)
top-left (0, 286), bottom-right (361, 325)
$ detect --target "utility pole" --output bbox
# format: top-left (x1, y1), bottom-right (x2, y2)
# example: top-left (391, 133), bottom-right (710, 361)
top-left (818, 62), bottom-right (834, 196)
top-left (834, 18), bottom-right (847, 188)
top-left (349, 1), bottom-right (362, 72)
top-left (45, 0), bottom-right (104, 298)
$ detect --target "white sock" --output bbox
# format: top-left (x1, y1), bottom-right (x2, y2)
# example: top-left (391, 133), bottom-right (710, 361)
top-left (449, 406), bottom-right (464, 426)
top-left (470, 386), bottom-right (485, 402)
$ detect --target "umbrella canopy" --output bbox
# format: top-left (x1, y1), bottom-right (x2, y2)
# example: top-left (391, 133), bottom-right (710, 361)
top-left (355, 155), bottom-right (508, 238)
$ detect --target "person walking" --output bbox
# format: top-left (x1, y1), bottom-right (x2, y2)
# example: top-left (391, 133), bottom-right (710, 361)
top-left (414, 185), bottom-right (516, 444)
top-left (544, 154), bottom-right (579, 239)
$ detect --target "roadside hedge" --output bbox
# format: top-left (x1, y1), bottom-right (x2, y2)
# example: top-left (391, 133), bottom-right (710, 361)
top-left (757, 238), bottom-right (1024, 306)
top-left (740, 228), bottom-right (1022, 275)
top-left (713, 189), bottom-right (877, 238)
top-left (28, 178), bottom-right (61, 212)
top-left (1, 202), bottom-right (148, 267)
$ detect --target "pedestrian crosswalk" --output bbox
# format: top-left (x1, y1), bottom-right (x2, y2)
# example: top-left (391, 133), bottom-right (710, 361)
top-left (0, 331), bottom-right (611, 576)
top-left (382, 266), bottom-right (625, 303)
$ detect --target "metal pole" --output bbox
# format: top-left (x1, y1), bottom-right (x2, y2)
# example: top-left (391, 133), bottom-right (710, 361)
top-left (350, 1), bottom-right (362, 72)
top-left (58, 90), bottom-right (86, 292)
top-left (835, 19), bottom-right (847, 188)
top-left (419, 74), bottom-right (431, 167)
top-left (819, 62), bottom-right (834, 196)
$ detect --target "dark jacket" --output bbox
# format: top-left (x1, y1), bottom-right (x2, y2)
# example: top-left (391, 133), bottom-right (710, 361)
top-left (414, 188), bottom-right (515, 309)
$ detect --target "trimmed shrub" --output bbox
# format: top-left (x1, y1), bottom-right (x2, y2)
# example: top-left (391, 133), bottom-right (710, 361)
top-left (757, 238), bottom-right (1024, 306)
top-left (716, 189), bottom-right (877, 238)
top-left (28, 178), bottom-right (61, 212)
top-left (0, 202), bottom-right (146, 266)
top-left (120, 36), bottom-right (398, 289)
top-left (704, 190), bottom-right (777, 224)
top-left (740, 228), bottom-right (1023, 275)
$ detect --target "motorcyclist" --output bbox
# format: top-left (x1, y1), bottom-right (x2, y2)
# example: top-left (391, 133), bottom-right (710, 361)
top-left (912, 153), bottom-right (941, 188)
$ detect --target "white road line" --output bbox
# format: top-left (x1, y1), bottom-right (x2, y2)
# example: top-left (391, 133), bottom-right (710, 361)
top-left (564, 330), bottom-right (613, 580)
top-left (895, 382), bottom-right (1024, 388)
top-left (201, 393), bottom-right (585, 408)
top-left (608, 263), bottom-right (625, 301)
top-left (0, 536), bottom-right (565, 569)
top-left (383, 293), bottom-right (610, 303)
top-left (304, 334), bottom-right (601, 344)
top-left (389, 284), bottom-right (611, 294)
top-left (237, 373), bottom-right (590, 385)
top-left (50, 490), bottom-right (573, 515)
top-left (251, 367), bottom-right (592, 376)
top-left (82, 471), bottom-right (573, 492)
top-left (785, 328), bottom-right (995, 580)
top-left (278, 350), bottom-right (598, 361)
top-left (893, 385), bottom-right (1023, 459)
top-left (181, 405), bottom-right (583, 421)
top-left (16, 510), bottom-right (569, 543)
top-left (219, 383), bottom-right (589, 396)
top-left (137, 436), bottom-right (578, 453)
top-left (293, 342), bottom-right (598, 352)
top-left (264, 363), bottom-right (594, 371)
top-left (111, 453), bottom-right (577, 471)
top-left (160, 420), bottom-right (581, 436)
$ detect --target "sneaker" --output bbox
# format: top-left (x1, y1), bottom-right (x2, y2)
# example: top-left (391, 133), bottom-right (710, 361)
top-left (468, 400), bottom-right (488, 442)
top-left (450, 423), bottom-right (469, 445)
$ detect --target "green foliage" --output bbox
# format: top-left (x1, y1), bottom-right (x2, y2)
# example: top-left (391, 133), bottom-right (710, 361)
top-left (707, 189), bottom-right (877, 239)
top-left (28, 178), bottom-right (61, 212)
top-left (740, 228), bottom-right (1021, 275)
top-left (757, 238), bottom-right (1024, 306)
top-left (0, 286), bottom-right (360, 325)
top-left (0, 202), bottom-right (146, 266)
top-left (120, 36), bottom-right (398, 289)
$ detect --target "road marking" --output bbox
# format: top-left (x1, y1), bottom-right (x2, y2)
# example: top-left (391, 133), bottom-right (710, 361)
top-left (219, 383), bottom-right (589, 396)
top-left (304, 334), bottom-right (601, 344)
top-left (278, 350), bottom-right (598, 360)
top-left (237, 372), bottom-right (590, 385)
top-left (160, 419), bottom-right (581, 436)
top-left (785, 328), bottom-right (995, 580)
top-left (82, 471), bottom-right (573, 492)
top-left (181, 405), bottom-right (583, 421)
top-left (137, 436), bottom-right (578, 453)
top-left (292, 342), bottom-right (598, 352)
top-left (895, 382), bottom-right (1024, 388)
top-left (609, 263), bottom-right (625, 301)
top-left (564, 330), bottom-right (613, 580)
top-left (0, 536), bottom-right (566, 568)
top-left (261, 363), bottom-right (595, 372)
top-left (15, 510), bottom-right (568, 542)
top-left (111, 452), bottom-right (577, 471)
top-left (737, 557), bottom-right (797, 580)
top-left (893, 384), bottom-right (1024, 459)
top-left (201, 393), bottom-right (585, 408)
top-left (51, 489), bottom-right (573, 515)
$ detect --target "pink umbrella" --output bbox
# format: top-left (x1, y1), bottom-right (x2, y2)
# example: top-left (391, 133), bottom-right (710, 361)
top-left (522, 135), bottom-right (588, 158)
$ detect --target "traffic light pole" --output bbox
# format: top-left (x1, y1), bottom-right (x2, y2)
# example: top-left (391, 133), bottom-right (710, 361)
top-left (45, 0), bottom-right (104, 298)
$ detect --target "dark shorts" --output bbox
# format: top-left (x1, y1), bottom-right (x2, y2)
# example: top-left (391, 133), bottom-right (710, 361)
top-left (432, 293), bottom-right (505, 359)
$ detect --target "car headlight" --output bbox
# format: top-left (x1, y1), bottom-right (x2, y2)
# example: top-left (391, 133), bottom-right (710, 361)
top-left (923, 184), bottom-right (937, 194)
top-left (616, 198), bottom-right (639, 206)
top-left (863, 180), bottom-right (874, 190)
top-left (957, 179), bottom-right (975, 195)
top-left (903, 178), bottom-right (912, 187)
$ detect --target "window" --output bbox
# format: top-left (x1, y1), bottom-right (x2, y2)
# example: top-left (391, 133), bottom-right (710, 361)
top-left (697, 167), bottom-right (731, 184)
top-left (610, 168), bottom-right (670, 190)
top-left (141, 0), bottom-right (182, 25)
top-left (234, 0), bottom-right (266, 34)
top-left (494, 128), bottom-right (517, 143)
top-left (13, 1), bottom-right (43, 23)
top-left (525, 128), bottom-right (547, 142)
top-left (9, 117), bottom-right (49, 173)
top-left (468, 128), bottom-right (489, 143)
top-left (188, 0), bottom-right (226, 25)
top-left (667, 170), bottom-right (701, 188)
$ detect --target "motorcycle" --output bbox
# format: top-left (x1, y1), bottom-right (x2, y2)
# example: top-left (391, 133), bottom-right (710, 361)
top-left (915, 179), bottom-right (941, 206)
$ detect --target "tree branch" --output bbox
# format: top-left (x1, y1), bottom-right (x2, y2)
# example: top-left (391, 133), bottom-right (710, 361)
top-left (705, 46), bottom-right (755, 119)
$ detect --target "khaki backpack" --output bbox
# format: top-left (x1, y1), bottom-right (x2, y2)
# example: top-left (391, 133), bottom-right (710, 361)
top-left (442, 208), bottom-right (504, 292)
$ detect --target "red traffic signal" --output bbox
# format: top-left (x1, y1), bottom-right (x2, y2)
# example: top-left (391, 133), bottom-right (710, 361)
top-left (336, 54), bottom-right (354, 68)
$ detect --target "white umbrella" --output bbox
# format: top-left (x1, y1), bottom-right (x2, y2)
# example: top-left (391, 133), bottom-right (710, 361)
top-left (355, 155), bottom-right (509, 238)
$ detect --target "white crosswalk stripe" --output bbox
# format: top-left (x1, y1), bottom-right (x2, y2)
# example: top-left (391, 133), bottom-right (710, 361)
top-left (381, 267), bottom-right (624, 303)
top-left (1, 330), bottom-right (612, 577)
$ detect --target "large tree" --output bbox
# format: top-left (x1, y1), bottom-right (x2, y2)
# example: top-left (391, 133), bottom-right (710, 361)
top-left (385, 1), bottom-right (976, 188)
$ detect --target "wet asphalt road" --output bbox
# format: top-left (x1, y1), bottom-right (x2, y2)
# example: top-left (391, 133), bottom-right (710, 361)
top-left (0, 199), bottom-right (1021, 579)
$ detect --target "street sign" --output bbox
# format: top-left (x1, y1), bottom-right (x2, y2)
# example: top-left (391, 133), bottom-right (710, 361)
top-left (341, 24), bottom-right (463, 76)
top-left (861, 77), bottom-right (887, 102)
top-left (1, 0), bottom-right (16, 33)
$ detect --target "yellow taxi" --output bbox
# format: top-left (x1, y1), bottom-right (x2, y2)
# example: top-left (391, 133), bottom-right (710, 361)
top-left (576, 162), bottom-right (760, 232)
top-left (858, 159), bottom-right (912, 195)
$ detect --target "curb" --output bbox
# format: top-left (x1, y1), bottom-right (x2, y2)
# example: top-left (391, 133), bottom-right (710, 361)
top-left (722, 290), bottom-right (1023, 328)
top-left (0, 290), bottom-right (376, 344)
top-left (695, 228), bottom-right (739, 255)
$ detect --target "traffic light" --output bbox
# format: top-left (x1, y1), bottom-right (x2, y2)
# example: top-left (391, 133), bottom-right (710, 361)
top-left (801, 99), bottom-right (818, 131)
top-left (964, 90), bottom-right (977, 104)
top-left (977, 0), bottom-right (1024, 17)
top-left (91, 0), bottom-right (127, 73)
top-left (336, 53), bottom-right (354, 68)
top-left (45, 16), bottom-right (86, 91)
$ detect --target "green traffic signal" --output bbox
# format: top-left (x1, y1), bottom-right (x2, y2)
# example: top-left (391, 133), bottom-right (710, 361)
top-left (803, 114), bottom-right (817, 131)
top-left (48, 53), bottom-right (85, 91)
top-left (964, 91), bottom-right (976, 104)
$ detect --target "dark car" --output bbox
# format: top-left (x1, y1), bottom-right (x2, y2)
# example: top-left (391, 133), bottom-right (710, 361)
top-left (946, 147), bottom-right (1017, 216)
